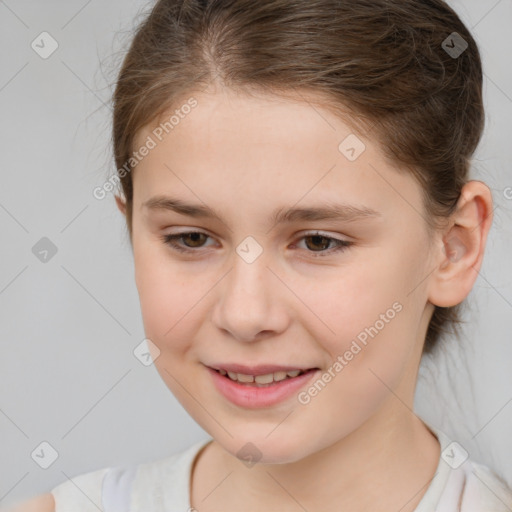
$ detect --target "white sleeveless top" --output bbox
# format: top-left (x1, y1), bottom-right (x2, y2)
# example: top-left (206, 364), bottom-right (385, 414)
top-left (51, 422), bottom-right (512, 511)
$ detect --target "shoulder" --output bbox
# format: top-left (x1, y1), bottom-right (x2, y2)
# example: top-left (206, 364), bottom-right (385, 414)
top-left (50, 465), bottom-right (111, 512)
top-left (462, 460), bottom-right (512, 511)
top-left (6, 440), bottom-right (212, 512)
top-left (130, 439), bottom-right (212, 510)
top-left (2, 493), bottom-right (55, 512)
top-left (45, 439), bottom-right (210, 512)
top-left (423, 422), bottom-right (512, 511)
top-left (1, 465), bottom-right (111, 512)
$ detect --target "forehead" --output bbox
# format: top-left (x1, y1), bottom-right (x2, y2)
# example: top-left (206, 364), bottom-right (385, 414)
top-left (131, 88), bottom-right (423, 223)
top-left (138, 88), bottom-right (348, 150)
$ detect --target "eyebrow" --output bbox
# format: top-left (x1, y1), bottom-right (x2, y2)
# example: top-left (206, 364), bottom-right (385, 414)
top-left (142, 195), bottom-right (381, 225)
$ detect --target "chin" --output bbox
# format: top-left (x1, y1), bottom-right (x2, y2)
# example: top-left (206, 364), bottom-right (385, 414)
top-left (219, 432), bottom-right (312, 466)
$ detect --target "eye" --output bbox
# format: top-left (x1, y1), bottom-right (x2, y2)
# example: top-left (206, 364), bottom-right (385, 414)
top-left (293, 231), bottom-right (353, 257)
top-left (160, 230), bottom-right (353, 257)
top-left (160, 231), bottom-right (214, 253)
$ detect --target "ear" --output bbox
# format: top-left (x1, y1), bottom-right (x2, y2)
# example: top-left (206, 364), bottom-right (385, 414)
top-left (427, 180), bottom-right (493, 308)
top-left (115, 194), bottom-right (127, 216)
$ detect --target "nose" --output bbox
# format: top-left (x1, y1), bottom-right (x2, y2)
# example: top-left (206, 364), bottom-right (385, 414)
top-left (211, 250), bottom-right (290, 343)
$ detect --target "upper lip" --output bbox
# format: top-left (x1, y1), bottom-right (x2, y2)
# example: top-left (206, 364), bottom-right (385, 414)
top-left (206, 363), bottom-right (318, 376)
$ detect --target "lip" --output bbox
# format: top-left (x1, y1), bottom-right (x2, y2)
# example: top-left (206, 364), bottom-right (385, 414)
top-left (207, 363), bottom-right (315, 376)
top-left (206, 365), bottom-right (320, 409)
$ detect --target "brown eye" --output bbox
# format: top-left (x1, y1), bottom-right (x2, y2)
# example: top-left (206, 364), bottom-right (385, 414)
top-left (295, 231), bottom-right (353, 258)
top-left (304, 234), bottom-right (332, 252)
top-left (161, 231), bottom-right (213, 253)
top-left (161, 230), bottom-right (353, 258)
top-left (179, 232), bottom-right (208, 248)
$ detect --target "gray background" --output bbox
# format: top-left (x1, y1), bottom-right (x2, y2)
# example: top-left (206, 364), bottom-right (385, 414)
top-left (0, 0), bottom-right (511, 507)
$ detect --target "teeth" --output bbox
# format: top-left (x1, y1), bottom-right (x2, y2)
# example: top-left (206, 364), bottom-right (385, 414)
top-left (254, 373), bottom-right (274, 384)
top-left (237, 373), bottom-right (255, 383)
top-left (220, 369), bottom-right (306, 384)
top-left (273, 371), bottom-right (288, 382)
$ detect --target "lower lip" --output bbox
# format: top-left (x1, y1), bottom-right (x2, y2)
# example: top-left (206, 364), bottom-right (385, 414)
top-left (206, 366), bottom-right (319, 409)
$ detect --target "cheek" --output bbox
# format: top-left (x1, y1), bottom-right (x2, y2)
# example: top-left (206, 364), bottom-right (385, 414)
top-left (296, 283), bottom-right (413, 438)
top-left (302, 263), bottom-right (401, 345)
top-left (301, 244), bottom-right (425, 380)
top-left (133, 239), bottom-right (200, 353)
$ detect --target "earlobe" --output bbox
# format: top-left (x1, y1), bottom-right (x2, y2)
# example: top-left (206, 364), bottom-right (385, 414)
top-left (427, 180), bottom-right (493, 308)
top-left (115, 194), bottom-right (127, 216)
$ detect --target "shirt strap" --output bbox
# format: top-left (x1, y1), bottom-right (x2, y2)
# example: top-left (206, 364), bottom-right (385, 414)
top-left (101, 464), bottom-right (138, 511)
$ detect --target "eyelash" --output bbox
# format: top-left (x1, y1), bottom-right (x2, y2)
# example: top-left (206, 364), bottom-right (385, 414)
top-left (160, 231), bottom-right (353, 258)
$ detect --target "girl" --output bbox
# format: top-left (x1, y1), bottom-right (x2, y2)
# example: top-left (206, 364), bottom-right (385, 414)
top-left (14, 0), bottom-right (512, 510)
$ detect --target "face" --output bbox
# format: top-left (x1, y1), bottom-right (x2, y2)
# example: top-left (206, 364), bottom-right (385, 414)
top-left (128, 86), bottom-right (437, 464)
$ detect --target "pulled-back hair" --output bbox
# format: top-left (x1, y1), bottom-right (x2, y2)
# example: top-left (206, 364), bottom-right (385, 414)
top-left (112, 0), bottom-right (484, 355)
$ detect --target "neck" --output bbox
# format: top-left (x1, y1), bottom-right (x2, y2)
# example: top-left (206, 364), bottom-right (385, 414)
top-left (191, 402), bottom-right (440, 512)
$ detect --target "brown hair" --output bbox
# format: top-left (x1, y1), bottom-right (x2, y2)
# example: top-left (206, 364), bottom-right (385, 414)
top-left (112, 0), bottom-right (484, 355)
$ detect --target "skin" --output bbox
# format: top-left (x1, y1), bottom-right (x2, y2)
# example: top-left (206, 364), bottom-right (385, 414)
top-left (108, 86), bottom-right (492, 512)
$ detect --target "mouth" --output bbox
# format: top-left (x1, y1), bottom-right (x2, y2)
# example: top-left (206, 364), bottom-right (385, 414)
top-left (205, 363), bottom-right (321, 408)
top-left (210, 367), bottom-right (318, 387)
